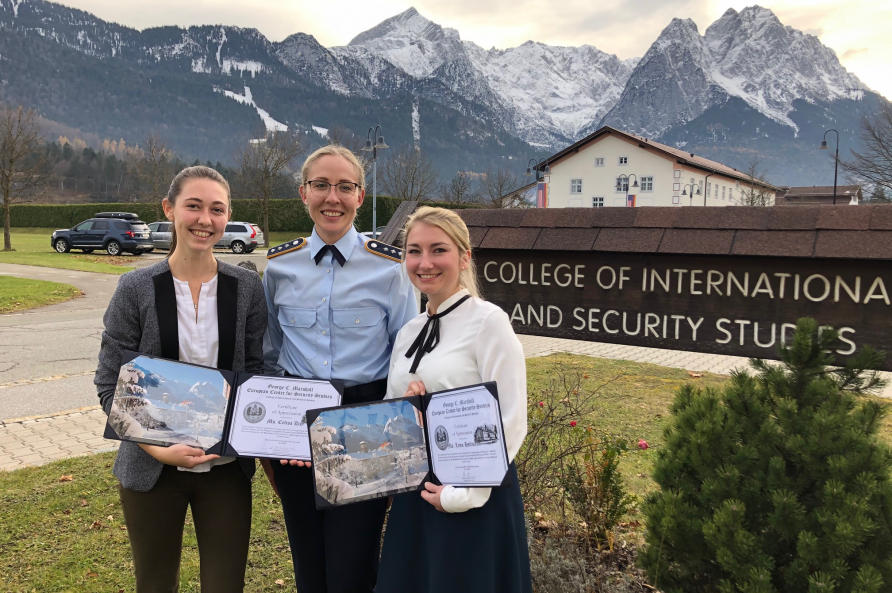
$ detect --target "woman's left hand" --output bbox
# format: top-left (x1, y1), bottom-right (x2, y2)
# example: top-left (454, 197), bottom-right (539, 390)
top-left (420, 482), bottom-right (446, 512)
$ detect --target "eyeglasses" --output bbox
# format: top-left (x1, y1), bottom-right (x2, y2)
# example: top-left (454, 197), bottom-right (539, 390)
top-left (306, 180), bottom-right (361, 197)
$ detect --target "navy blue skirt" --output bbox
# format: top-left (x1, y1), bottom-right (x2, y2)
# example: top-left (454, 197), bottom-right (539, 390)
top-left (375, 464), bottom-right (532, 593)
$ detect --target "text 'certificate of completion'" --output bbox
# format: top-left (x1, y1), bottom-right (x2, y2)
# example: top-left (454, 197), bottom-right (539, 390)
top-left (229, 376), bottom-right (341, 460)
top-left (425, 384), bottom-right (509, 487)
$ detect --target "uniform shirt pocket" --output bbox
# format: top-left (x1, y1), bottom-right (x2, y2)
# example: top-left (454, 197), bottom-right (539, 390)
top-left (278, 307), bottom-right (317, 360)
top-left (332, 307), bottom-right (384, 329)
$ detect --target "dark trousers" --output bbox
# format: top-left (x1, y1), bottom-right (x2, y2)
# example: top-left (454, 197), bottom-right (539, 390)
top-left (274, 462), bottom-right (389, 593)
top-left (118, 461), bottom-right (253, 593)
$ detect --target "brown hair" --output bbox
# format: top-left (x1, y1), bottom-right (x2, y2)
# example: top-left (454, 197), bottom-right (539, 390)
top-left (165, 166), bottom-right (231, 256)
top-left (401, 206), bottom-right (481, 298)
top-left (300, 145), bottom-right (365, 186)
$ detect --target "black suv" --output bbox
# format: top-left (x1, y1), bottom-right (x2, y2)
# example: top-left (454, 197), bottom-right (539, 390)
top-left (51, 212), bottom-right (155, 256)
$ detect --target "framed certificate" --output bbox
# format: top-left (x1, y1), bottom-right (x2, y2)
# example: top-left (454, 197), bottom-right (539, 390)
top-left (103, 351), bottom-right (342, 460)
top-left (306, 382), bottom-right (510, 509)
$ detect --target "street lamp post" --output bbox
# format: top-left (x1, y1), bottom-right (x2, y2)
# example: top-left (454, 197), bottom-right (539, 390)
top-left (819, 129), bottom-right (840, 205)
top-left (362, 125), bottom-right (389, 238)
top-left (682, 182), bottom-right (702, 206)
top-left (524, 158), bottom-right (551, 182)
top-left (616, 174), bottom-right (639, 206)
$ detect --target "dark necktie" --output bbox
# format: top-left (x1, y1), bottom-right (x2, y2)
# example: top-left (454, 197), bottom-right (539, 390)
top-left (314, 244), bottom-right (346, 267)
top-left (405, 295), bottom-right (471, 374)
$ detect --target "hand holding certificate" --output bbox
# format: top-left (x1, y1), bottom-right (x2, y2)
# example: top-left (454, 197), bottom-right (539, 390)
top-left (104, 352), bottom-right (342, 460)
top-left (306, 382), bottom-right (510, 509)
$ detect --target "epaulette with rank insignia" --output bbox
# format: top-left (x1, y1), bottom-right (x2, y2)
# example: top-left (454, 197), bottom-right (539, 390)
top-left (365, 240), bottom-right (402, 262)
top-left (267, 238), bottom-right (306, 259)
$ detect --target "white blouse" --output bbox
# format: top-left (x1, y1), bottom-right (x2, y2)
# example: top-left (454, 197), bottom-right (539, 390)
top-left (172, 274), bottom-right (234, 473)
top-left (386, 289), bottom-right (528, 513)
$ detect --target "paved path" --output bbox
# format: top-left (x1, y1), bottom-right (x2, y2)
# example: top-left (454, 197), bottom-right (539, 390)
top-left (0, 264), bottom-right (119, 418)
top-left (2, 261), bottom-right (890, 472)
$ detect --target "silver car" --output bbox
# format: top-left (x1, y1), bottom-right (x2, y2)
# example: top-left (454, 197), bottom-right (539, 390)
top-left (147, 221), bottom-right (264, 253)
top-left (147, 221), bottom-right (173, 250)
top-left (217, 222), bottom-right (264, 253)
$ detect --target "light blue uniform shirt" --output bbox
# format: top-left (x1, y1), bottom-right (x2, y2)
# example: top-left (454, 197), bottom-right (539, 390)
top-left (262, 227), bottom-right (417, 387)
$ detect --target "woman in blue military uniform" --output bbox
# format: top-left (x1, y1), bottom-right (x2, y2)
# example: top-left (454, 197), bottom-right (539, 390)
top-left (261, 145), bottom-right (416, 593)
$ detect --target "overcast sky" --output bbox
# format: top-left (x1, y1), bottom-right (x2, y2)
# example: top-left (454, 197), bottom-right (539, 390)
top-left (56, 0), bottom-right (890, 100)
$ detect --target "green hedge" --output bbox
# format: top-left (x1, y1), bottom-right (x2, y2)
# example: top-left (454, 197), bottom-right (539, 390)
top-left (11, 198), bottom-right (481, 233)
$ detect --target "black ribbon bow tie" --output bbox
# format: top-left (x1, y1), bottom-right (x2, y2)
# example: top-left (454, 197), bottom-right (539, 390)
top-left (405, 295), bottom-right (471, 374)
top-left (314, 244), bottom-right (346, 267)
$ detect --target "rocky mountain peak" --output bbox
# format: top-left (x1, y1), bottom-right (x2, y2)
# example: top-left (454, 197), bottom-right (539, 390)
top-left (345, 7), bottom-right (463, 78)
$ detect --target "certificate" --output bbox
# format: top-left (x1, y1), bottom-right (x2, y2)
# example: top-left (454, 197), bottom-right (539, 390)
top-left (306, 382), bottom-right (510, 509)
top-left (228, 376), bottom-right (341, 460)
top-left (103, 352), bottom-right (343, 460)
top-left (425, 385), bottom-right (509, 487)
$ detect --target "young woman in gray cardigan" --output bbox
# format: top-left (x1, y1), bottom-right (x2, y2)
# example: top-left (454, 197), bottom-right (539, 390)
top-left (94, 166), bottom-right (267, 592)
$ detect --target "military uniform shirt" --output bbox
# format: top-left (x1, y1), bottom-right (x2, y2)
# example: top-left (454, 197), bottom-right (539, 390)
top-left (263, 227), bottom-right (417, 386)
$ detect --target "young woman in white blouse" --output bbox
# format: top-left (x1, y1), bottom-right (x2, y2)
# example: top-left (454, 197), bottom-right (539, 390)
top-left (94, 166), bottom-right (267, 591)
top-left (375, 206), bottom-right (533, 593)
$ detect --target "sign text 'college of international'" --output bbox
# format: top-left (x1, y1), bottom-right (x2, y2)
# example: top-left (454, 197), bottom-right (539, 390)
top-left (459, 206), bottom-right (892, 371)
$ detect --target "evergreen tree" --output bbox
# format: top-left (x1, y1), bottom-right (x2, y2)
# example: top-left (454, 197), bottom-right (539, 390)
top-left (640, 318), bottom-right (892, 593)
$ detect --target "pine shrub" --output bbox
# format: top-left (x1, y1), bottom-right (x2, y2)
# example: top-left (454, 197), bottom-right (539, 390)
top-left (640, 318), bottom-right (892, 593)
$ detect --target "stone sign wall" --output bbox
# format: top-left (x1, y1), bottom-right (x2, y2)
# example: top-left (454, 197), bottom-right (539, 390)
top-left (460, 206), bottom-right (892, 370)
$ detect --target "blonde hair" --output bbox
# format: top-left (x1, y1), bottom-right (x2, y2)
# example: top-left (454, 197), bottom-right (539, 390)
top-left (165, 166), bottom-right (231, 256)
top-left (300, 145), bottom-right (365, 186)
top-left (401, 206), bottom-right (481, 298)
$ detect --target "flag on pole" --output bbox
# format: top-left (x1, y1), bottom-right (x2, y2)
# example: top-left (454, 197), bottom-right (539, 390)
top-left (537, 182), bottom-right (548, 208)
top-left (626, 194), bottom-right (636, 208)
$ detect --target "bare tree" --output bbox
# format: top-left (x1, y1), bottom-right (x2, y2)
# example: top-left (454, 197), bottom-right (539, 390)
top-left (736, 159), bottom-right (774, 206)
top-left (379, 144), bottom-right (439, 201)
top-left (440, 171), bottom-right (479, 204)
top-left (840, 104), bottom-right (892, 198)
top-left (327, 124), bottom-right (373, 186)
top-left (134, 134), bottom-right (176, 219)
top-left (480, 165), bottom-right (527, 208)
top-left (0, 105), bottom-right (48, 251)
top-left (236, 129), bottom-right (306, 247)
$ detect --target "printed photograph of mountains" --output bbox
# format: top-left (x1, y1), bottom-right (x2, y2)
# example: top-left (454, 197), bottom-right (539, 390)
top-left (0, 0), bottom-right (888, 185)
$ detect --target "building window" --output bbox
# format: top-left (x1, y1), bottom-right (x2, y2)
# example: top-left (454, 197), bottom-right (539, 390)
top-left (674, 170), bottom-right (682, 178)
top-left (618, 156), bottom-right (628, 165)
top-left (616, 177), bottom-right (629, 192)
top-left (728, 188), bottom-right (733, 202)
top-left (595, 157), bottom-right (605, 167)
top-left (570, 179), bottom-right (583, 194)
top-left (640, 176), bottom-right (653, 192)
top-left (673, 182), bottom-right (681, 192)
top-left (706, 182), bottom-right (711, 197)
top-left (592, 197), bottom-right (604, 208)
top-left (722, 186), bottom-right (726, 200)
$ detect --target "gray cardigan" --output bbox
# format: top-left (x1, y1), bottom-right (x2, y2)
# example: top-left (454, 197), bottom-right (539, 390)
top-left (94, 259), bottom-right (267, 492)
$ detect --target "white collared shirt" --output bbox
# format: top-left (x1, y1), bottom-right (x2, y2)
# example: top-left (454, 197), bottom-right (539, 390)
top-left (385, 289), bottom-right (528, 513)
top-left (172, 274), bottom-right (234, 472)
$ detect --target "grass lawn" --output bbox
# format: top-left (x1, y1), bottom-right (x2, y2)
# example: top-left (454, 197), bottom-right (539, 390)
top-left (0, 277), bottom-right (83, 314)
top-left (0, 229), bottom-right (137, 275)
top-left (3, 353), bottom-right (891, 591)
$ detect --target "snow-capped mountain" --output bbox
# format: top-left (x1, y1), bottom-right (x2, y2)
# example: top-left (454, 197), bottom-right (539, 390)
top-left (326, 7), bottom-right (637, 145)
top-left (601, 6), bottom-right (867, 137)
top-left (0, 0), bottom-right (886, 184)
top-left (383, 415), bottom-right (424, 448)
